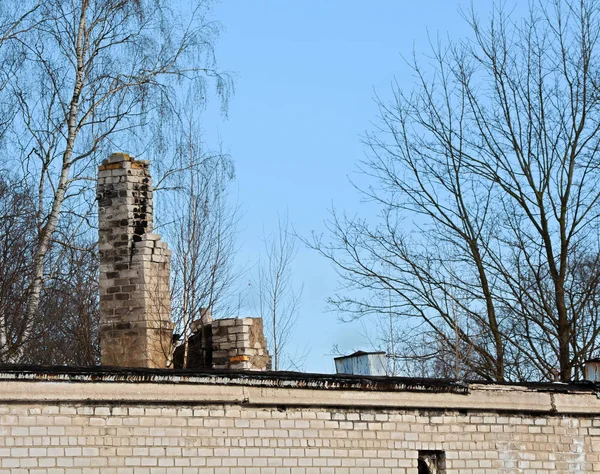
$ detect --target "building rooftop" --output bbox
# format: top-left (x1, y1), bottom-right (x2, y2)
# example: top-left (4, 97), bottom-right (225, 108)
top-left (1, 364), bottom-right (599, 414)
top-left (0, 363), bottom-right (596, 393)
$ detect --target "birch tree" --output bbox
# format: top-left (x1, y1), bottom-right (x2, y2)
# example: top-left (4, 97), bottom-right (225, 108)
top-left (2, 0), bottom-right (231, 362)
top-left (25, 239), bottom-right (100, 365)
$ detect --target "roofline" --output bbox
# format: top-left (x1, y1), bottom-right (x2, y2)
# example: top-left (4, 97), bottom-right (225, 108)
top-left (0, 364), bottom-right (599, 414)
top-left (0, 364), bottom-right (467, 394)
top-left (0, 364), bottom-right (595, 394)
top-left (333, 351), bottom-right (387, 360)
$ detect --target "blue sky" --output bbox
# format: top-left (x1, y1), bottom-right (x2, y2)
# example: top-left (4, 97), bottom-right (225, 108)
top-left (198, 0), bottom-right (504, 373)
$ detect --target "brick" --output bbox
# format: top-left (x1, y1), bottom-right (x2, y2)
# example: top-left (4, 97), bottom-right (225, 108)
top-left (2, 383), bottom-right (600, 472)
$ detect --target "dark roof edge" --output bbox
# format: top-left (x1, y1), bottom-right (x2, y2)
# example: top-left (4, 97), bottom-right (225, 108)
top-left (0, 364), bottom-right (596, 394)
top-left (334, 351), bottom-right (386, 360)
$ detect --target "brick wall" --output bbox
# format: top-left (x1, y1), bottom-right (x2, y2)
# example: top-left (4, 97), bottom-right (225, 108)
top-left (1, 403), bottom-right (599, 473)
top-left (0, 368), bottom-right (599, 473)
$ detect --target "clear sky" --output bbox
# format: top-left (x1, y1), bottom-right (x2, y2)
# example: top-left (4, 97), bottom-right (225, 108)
top-left (198, 0), bottom-right (504, 373)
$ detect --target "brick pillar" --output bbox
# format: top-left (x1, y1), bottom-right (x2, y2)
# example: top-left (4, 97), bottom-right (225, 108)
top-left (211, 318), bottom-right (270, 370)
top-left (97, 152), bottom-right (173, 368)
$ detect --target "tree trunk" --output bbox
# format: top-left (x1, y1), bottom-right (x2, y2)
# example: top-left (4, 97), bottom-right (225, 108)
top-left (14, 1), bottom-right (87, 362)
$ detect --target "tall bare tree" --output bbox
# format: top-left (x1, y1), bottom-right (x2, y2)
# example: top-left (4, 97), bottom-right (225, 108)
top-left (165, 116), bottom-right (238, 368)
top-left (311, 0), bottom-right (600, 382)
top-left (1, 0), bottom-right (231, 362)
top-left (257, 215), bottom-right (303, 371)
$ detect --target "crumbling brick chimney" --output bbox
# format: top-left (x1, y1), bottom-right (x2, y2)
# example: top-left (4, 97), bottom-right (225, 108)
top-left (97, 153), bottom-right (173, 368)
top-left (173, 316), bottom-right (271, 371)
top-left (211, 318), bottom-right (270, 370)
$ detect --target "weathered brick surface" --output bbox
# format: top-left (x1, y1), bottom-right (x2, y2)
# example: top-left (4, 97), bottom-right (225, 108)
top-left (211, 318), bottom-right (270, 370)
top-left (173, 317), bottom-right (271, 371)
top-left (1, 371), bottom-right (600, 473)
top-left (0, 402), bottom-right (599, 473)
top-left (97, 152), bottom-right (173, 368)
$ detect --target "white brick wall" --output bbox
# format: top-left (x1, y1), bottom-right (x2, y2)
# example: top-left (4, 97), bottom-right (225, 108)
top-left (0, 402), bottom-right (599, 473)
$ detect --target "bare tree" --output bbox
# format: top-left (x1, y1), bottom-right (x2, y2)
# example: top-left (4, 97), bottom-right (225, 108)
top-left (25, 239), bottom-right (100, 365)
top-left (0, 174), bottom-right (35, 362)
top-left (1, 0), bottom-right (231, 362)
top-left (311, 0), bottom-right (600, 382)
top-left (356, 263), bottom-right (477, 378)
top-left (257, 215), bottom-right (303, 371)
top-left (165, 117), bottom-right (238, 368)
top-left (0, 173), bottom-right (99, 365)
top-left (0, 2), bottom-right (43, 140)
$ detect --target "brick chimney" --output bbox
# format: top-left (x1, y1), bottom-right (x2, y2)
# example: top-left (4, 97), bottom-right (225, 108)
top-left (173, 316), bottom-right (271, 371)
top-left (97, 153), bottom-right (173, 368)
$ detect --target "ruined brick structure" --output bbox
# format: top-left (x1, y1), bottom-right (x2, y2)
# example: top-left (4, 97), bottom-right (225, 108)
top-left (173, 316), bottom-right (270, 370)
top-left (211, 318), bottom-right (270, 370)
top-left (97, 153), bottom-right (173, 368)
